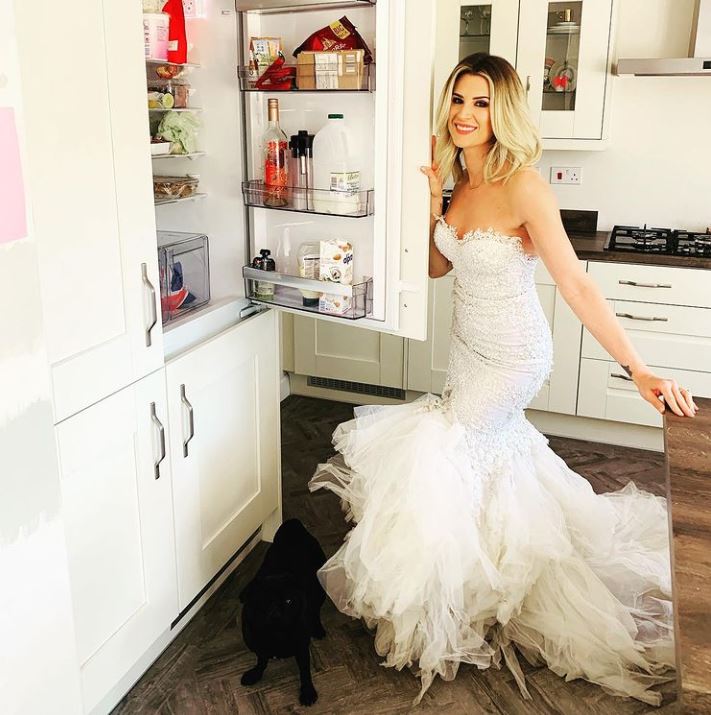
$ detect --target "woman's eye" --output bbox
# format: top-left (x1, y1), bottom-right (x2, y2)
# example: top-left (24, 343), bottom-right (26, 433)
top-left (452, 96), bottom-right (463, 104)
top-left (475, 101), bottom-right (489, 108)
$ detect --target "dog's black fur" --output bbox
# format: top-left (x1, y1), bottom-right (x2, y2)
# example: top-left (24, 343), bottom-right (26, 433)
top-left (239, 518), bottom-right (327, 706)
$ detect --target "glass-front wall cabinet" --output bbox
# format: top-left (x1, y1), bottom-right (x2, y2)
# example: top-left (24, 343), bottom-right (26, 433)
top-left (436, 0), bottom-right (615, 146)
top-left (518, 0), bottom-right (614, 142)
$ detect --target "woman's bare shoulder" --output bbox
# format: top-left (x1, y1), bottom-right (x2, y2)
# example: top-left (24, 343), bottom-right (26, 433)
top-left (505, 168), bottom-right (558, 226)
top-left (507, 167), bottom-right (547, 193)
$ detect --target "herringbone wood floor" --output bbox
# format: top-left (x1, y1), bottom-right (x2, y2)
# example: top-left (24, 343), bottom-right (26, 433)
top-left (114, 395), bottom-right (676, 715)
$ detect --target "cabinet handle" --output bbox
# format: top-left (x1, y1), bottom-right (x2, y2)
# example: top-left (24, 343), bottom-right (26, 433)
top-left (618, 279), bottom-right (672, 289)
top-left (615, 311), bottom-right (669, 322)
top-left (611, 372), bottom-right (634, 382)
top-left (150, 402), bottom-right (166, 479)
top-left (142, 263), bottom-right (158, 347)
top-left (525, 75), bottom-right (532, 95)
top-left (180, 384), bottom-right (195, 458)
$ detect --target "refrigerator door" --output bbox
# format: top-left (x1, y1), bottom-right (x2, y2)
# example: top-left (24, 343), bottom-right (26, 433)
top-left (241, 0), bottom-right (435, 341)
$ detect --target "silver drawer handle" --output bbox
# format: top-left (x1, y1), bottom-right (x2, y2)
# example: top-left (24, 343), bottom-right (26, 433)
top-left (615, 312), bottom-right (669, 322)
top-left (611, 372), bottom-right (634, 382)
top-left (150, 402), bottom-right (166, 479)
top-left (180, 384), bottom-right (195, 458)
top-left (525, 74), bottom-right (532, 95)
top-left (142, 263), bottom-right (158, 347)
top-left (618, 279), bottom-right (672, 288)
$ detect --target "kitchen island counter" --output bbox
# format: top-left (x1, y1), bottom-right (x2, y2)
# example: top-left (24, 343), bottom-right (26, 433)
top-left (664, 396), bottom-right (711, 713)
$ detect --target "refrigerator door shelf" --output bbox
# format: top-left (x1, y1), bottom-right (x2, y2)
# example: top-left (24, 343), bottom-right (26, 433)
top-left (242, 180), bottom-right (374, 218)
top-left (243, 266), bottom-right (373, 321)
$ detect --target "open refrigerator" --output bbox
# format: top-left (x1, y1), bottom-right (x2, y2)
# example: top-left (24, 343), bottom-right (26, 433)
top-left (151, 0), bottom-right (435, 344)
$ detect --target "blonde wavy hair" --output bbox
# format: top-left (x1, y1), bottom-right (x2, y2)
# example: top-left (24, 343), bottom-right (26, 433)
top-left (434, 53), bottom-right (542, 185)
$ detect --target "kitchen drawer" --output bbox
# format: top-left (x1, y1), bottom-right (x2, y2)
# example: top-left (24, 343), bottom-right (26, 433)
top-left (588, 262), bottom-right (711, 308)
top-left (583, 300), bottom-right (711, 373)
top-left (577, 358), bottom-right (711, 428)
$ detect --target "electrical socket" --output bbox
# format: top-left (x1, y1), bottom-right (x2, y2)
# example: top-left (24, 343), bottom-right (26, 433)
top-left (550, 167), bottom-right (582, 185)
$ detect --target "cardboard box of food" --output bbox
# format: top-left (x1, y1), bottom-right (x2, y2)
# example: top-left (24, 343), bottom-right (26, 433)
top-left (296, 49), bottom-right (365, 90)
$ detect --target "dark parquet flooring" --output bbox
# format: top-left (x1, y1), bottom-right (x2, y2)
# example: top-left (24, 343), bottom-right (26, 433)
top-left (114, 395), bottom-right (676, 715)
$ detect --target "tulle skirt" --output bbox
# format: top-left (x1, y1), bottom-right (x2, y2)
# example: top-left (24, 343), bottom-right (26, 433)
top-left (308, 393), bottom-right (674, 706)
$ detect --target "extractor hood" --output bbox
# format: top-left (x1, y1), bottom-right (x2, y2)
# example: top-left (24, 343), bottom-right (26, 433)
top-left (616, 0), bottom-right (711, 76)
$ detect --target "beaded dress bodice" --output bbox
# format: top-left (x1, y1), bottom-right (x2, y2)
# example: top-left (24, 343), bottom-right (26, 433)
top-left (433, 217), bottom-right (554, 434)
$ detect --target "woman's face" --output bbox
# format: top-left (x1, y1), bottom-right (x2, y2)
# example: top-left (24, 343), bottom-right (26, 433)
top-left (447, 73), bottom-right (494, 149)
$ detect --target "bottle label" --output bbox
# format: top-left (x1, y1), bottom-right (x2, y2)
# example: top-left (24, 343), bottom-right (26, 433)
top-left (330, 171), bottom-right (360, 195)
top-left (265, 140), bottom-right (288, 186)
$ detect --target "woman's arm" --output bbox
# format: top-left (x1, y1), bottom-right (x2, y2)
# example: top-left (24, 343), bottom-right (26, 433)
top-left (512, 170), bottom-right (697, 418)
top-left (420, 137), bottom-right (453, 278)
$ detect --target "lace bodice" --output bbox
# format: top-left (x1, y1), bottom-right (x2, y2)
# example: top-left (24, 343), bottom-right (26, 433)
top-left (432, 217), bottom-right (554, 432)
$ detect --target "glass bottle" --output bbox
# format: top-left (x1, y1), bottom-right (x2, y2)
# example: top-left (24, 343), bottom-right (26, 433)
top-left (252, 248), bottom-right (275, 298)
top-left (262, 98), bottom-right (289, 207)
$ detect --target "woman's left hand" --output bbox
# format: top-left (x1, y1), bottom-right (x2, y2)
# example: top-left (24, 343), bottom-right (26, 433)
top-left (633, 370), bottom-right (698, 417)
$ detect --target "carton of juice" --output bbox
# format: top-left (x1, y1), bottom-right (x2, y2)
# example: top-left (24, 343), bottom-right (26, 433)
top-left (319, 239), bottom-right (353, 315)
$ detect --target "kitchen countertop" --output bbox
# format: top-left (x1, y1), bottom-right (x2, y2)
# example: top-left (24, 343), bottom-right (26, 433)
top-left (568, 231), bottom-right (711, 269)
top-left (664, 397), bottom-right (711, 713)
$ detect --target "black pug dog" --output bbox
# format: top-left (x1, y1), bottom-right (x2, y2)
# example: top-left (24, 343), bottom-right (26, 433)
top-left (239, 518), bottom-right (327, 706)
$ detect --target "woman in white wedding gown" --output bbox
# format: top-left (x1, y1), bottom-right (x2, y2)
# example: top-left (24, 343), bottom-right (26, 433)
top-left (308, 53), bottom-right (697, 707)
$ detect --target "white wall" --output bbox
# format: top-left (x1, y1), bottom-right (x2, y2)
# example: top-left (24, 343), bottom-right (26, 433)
top-left (1, 2), bottom-right (83, 713)
top-left (540, 0), bottom-right (711, 232)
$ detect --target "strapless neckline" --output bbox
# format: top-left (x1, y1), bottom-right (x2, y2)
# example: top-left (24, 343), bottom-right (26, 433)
top-left (436, 216), bottom-right (538, 261)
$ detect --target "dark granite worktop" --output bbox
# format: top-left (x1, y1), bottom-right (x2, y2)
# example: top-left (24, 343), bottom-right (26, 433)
top-left (664, 397), bottom-right (711, 712)
top-left (568, 231), bottom-right (711, 270)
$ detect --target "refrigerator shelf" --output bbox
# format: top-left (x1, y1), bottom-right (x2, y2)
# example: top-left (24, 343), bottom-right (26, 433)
top-left (146, 58), bottom-right (201, 69)
top-left (236, 0), bottom-right (375, 12)
top-left (243, 266), bottom-right (372, 320)
top-left (237, 62), bottom-right (374, 92)
top-left (151, 152), bottom-right (206, 160)
top-left (154, 192), bottom-right (207, 207)
top-left (148, 107), bottom-right (203, 113)
top-left (242, 180), bottom-right (374, 218)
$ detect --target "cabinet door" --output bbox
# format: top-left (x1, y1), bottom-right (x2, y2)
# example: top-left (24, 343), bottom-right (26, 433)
top-left (167, 310), bottom-right (280, 611)
top-left (293, 316), bottom-right (404, 389)
top-left (55, 370), bottom-right (176, 714)
top-left (434, 0), bottom-right (520, 96)
top-left (407, 276), bottom-right (455, 393)
top-left (15, 0), bottom-right (162, 423)
top-left (578, 358), bottom-right (711, 428)
top-left (517, 0), bottom-right (614, 139)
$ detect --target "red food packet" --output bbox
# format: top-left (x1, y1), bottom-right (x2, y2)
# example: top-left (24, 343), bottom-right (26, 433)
top-left (293, 16), bottom-right (373, 64)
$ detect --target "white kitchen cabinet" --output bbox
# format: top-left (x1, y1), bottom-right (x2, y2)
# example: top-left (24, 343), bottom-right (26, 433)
top-left (406, 275), bottom-right (455, 394)
top-left (407, 261), bottom-right (584, 411)
top-left (433, 0), bottom-right (616, 148)
top-left (15, 0), bottom-right (163, 423)
top-left (55, 370), bottom-right (177, 714)
top-left (166, 309), bottom-right (281, 611)
top-left (578, 260), bottom-right (711, 427)
top-left (434, 0), bottom-right (520, 91)
top-left (578, 359), bottom-right (711, 428)
top-left (517, 0), bottom-right (616, 145)
top-left (292, 316), bottom-right (405, 389)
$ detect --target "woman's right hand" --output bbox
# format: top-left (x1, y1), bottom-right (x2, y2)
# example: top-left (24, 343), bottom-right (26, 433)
top-left (419, 135), bottom-right (443, 201)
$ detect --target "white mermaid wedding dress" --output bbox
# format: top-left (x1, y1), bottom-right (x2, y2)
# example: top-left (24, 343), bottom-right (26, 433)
top-left (308, 216), bottom-right (674, 706)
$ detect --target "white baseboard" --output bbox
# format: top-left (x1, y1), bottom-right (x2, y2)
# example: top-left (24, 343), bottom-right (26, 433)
top-left (88, 529), bottom-right (263, 715)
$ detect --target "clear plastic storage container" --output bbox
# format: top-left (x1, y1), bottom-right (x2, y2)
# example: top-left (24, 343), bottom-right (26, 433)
top-left (157, 231), bottom-right (210, 323)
